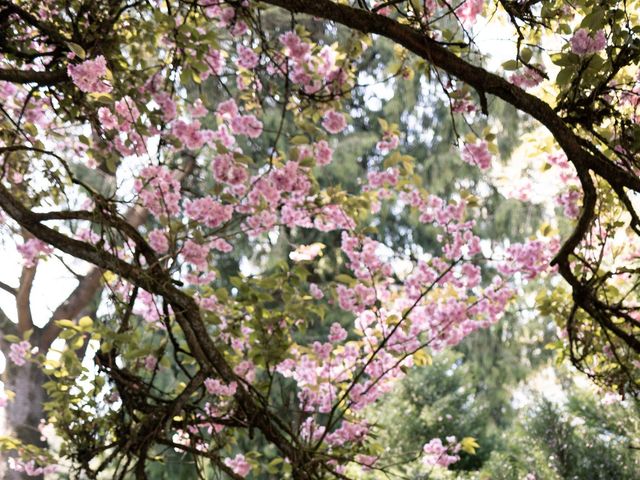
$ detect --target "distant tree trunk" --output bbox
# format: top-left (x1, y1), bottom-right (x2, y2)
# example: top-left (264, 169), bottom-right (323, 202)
top-left (2, 361), bottom-right (48, 480)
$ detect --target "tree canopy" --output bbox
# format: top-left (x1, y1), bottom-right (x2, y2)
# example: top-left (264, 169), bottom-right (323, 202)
top-left (0, 0), bottom-right (639, 478)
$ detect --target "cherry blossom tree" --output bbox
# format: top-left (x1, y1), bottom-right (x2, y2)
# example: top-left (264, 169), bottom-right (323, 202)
top-left (0, 0), bottom-right (639, 478)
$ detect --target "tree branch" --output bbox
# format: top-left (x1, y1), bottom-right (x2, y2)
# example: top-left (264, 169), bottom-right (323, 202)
top-left (15, 264), bottom-right (36, 333)
top-left (0, 68), bottom-right (66, 85)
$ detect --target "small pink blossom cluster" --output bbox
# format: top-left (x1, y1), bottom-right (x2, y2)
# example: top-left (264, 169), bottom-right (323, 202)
top-left (313, 204), bottom-right (356, 232)
top-left (236, 45), bottom-right (259, 69)
top-left (367, 168), bottom-right (399, 190)
top-left (461, 141), bottom-right (492, 170)
top-left (153, 91), bottom-right (177, 122)
top-left (172, 120), bottom-right (214, 150)
top-left (422, 437), bottom-right (461, 468)
top-left (223, 454), bottom-right (251, 477)
top-left (185, 196), bottom-right (234, 229)
top-left (570, 28), bottom-right (606, 55)
top-left (405, 191), bottom-right (467, 228)
top-left (510, 67), bottom-right (544, 89)
top-left (557, 188), bottom-right (582, 218)
top-left (144, 355), bottom-right (157, 371)
top-left (325, 420), bottom-right (369, 446)
top-left (133, 290), bottom-right (163, 325)
top-left (498, 240), bottom-right (552, 280)
top-left (322, 109), bottom-right (347, 134)
top-left (280, 31), bottom-right (311, 61)
top-left (241, 160), bottom-right (320, 234)
top-left (457, 0), bottom-right (484, 25)
top-left (17, 238), bottom-right (53, 267)
top-left (201, 48), bottom-right (225, 80)
top-left (376, 132), bottom-right (400, 153)
top-left (355, 454), bottom-right (378, 471)
top-left (98, 97), bottom-right (150, 156)
top-left (547, 153), bottom-right (579, 186)
top-left (148, 229), bottom-right (169, 253)
top-left (272, 31), bottom-right (347, 95)
top-left (9, 340), bottom-right (32, 366)
top-left (67, 55), bottom-right (111, 93)
top-left (204, 378), bottom-right (237, 396)
top-left (309, 283), bottom-right (324, 299)
top-left (341, 232), bottom-right (392, 280)
top-left (8, 458), bottom-right (58, 477)
top-left (216, 99), bottom-right (263, 139)
top-left (210, 155), bottom-right (245, 189)
top-left (181, 240), bottom-right (209, 271)
top-left (134, 165), bottom-right (182, 217)
top-left (328, 322), bottom-right (348, 343)
top-left (314, 140), bottom-right (334, 166)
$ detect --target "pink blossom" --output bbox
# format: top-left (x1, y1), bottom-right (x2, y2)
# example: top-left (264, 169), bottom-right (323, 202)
top-left (8, 458), bottom-right (58, 477)
top-left (115, 96), bottom-right (140, 124)
top-left (355, 454), bottom-right (377, 471)
top-left (570, 29), bottom-right (606, 55)
top-left (9, 340), bottom-right (31, 366)
top-left (135, 166), bottom-right (181, 217)
top-left (310, 283), bottom-right (324, 299)
top-left (216, 99), bottom-right (239, 119)
top-left (223, 454), bottom-right (251, 477)
top-left (153, 92), bottom-right (177, 122)
top-left (556, 189), bottom-right (581, 218)
top-left (211, 238), bottom-right (233, 252)
top-left (461, 141), bottom-right (492, 170)
top-left (230, 114), bottom-right (263, 138)
top-left (328, 322), bottom-right (348, 343)
top-left (322, 109), bottom-right (347, 134)
top-left (212, 153), bottom-right (248, 186)
top-left (377, 133), bottom-right (400, 152)
top-left (98, 107), bottom-right (118, 129)
top-left (202, 48), bottom-right (225, 78)
top-left (236, 45), bottom-right (259, 69)
top-left (422, 437), bottom-right (461, 467)
top-left (498, 240), bottom-right (551, 280)
top-left (234, 360), bottom-right (256, 383)
top-left (181, 240), bottom-right (209, 270)
top-left (184, 197), bottom-right (233, 228)
top-left (148, 229), bottom-right (169, 253)
top-left (314, 140), bottom-right (333, 165)
top-left (509, 67), bottom-right (543, 89)
top-left (144, 355), bottom-right (157, 371)
top-left (17, 238), bottom-right (53, 267)
top-left (67, 55), bottom-right (112, 93)
top-left (457, 0), bottom-right (484, 25)
top-left (172, 120), bottom-right (212, 150)
top-left (189, 99), bottom-right (208, 118)
top-left (279, 31), bottom-right (311, 60)
top-left (204, 378), bottom-right (237, 396)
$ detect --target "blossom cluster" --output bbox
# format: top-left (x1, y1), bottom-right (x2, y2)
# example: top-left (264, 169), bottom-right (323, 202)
top-left (570, 29), bottom-right (607, 55)
top-left (67, 55), bottom-right (111, 93)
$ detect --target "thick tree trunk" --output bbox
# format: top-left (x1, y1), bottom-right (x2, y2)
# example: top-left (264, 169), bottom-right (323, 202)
top-left (2, 362), bottom-right (48, 480)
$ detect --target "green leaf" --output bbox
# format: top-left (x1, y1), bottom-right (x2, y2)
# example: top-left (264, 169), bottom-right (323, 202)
top-left (66, 42), bottom-right (86, 59)
top-left (556, 67), bottom-right (575, 85)
top-left (55, 319), bottom-right (77, 330)
top-left (501, 60), bottom-right (520, 71)
top-left (520, 48), bottom-right (533, 64)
